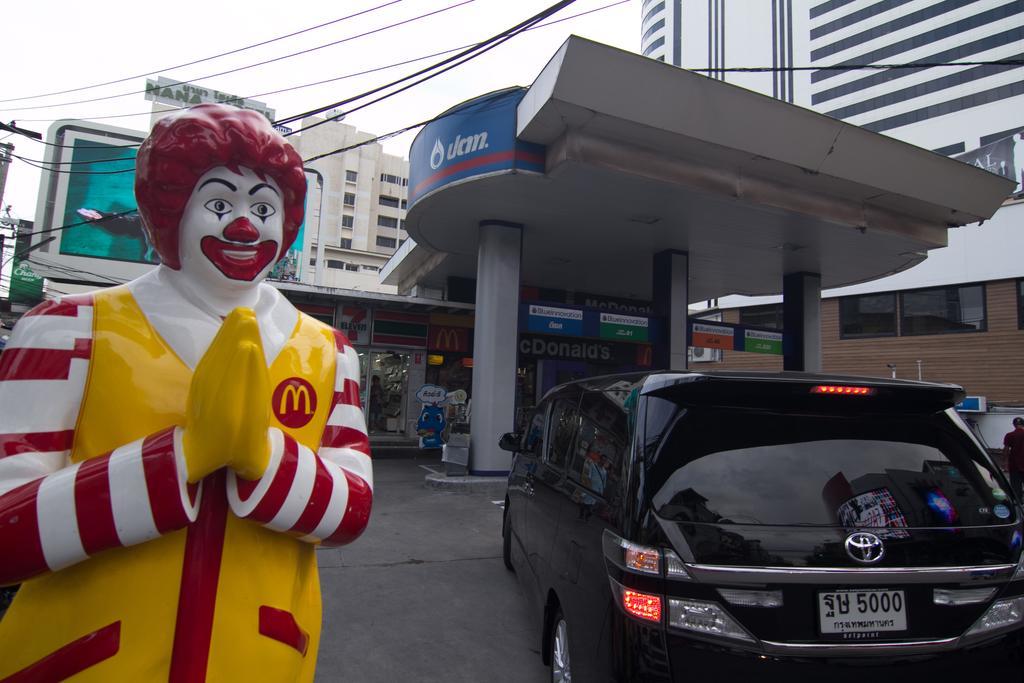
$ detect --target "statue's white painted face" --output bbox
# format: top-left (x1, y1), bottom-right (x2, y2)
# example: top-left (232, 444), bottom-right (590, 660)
top-left (178, 166), bottom-right (284, 289)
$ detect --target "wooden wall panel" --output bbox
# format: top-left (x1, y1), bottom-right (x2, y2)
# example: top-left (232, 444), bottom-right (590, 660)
top-left (700, 279), bottom-right (1024, 403)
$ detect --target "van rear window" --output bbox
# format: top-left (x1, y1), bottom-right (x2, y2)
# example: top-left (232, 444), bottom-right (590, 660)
top-left (647, 406), bottom-right (1011, 528)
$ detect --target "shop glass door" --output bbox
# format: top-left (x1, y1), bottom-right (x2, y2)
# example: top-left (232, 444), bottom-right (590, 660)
top-left (363, 350), bottom-right (411, 434)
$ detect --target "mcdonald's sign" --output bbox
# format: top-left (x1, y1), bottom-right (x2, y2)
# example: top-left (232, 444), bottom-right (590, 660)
top-left (272, 377), bottom-right (318, 428)
top-left (428, 325), bottom-right (469, 353)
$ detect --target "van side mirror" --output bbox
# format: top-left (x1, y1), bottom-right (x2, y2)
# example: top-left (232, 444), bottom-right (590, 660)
top-left (498, 432), bottom-right (521, 452)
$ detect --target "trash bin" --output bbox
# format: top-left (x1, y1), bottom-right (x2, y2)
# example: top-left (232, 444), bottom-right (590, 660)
top-left (442, 432), bottom-right (470, 475)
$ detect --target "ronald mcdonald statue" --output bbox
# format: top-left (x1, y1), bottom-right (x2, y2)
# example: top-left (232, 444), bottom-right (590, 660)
top-left (0, 104), bottom-right (373, 681)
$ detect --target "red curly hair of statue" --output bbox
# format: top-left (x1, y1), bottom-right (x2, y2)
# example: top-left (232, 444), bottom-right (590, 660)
top-left (134, 104), bottom-right (306, 270)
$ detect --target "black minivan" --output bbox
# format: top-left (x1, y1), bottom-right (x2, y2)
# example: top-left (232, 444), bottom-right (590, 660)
top-left (500, 371), bottom-right (1024, 682)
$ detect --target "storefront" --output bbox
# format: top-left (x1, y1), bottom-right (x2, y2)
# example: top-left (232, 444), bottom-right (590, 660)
top-left (283, 289), bottom-right (474, 442)
top-left (514, 289), bottom-right (654, 427)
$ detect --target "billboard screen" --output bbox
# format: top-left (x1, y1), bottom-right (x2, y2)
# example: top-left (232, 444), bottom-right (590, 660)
top-left (58, 138), bottom-right (153, 264)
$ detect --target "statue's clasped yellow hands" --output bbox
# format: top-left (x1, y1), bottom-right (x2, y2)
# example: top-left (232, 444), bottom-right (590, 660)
top-left (183, 308), bottom-right (271, 483)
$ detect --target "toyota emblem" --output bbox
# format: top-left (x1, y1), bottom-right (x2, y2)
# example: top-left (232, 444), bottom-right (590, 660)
top-left (845, 532), bottom-right (884, 564)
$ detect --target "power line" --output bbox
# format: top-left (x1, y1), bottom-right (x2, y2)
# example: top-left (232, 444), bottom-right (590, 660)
top-left (0, 0), bottom-right (479, 115)
top-left (27, 256), bottom-right (128, 285)
top-left (15, 0), bottom-right (619, 177)
top-left (692, 58), bottom-right (1024, 73)
top-left (11, 154), bottom-right (135, 175)
top-left (279, 0), bottom-right (581, 136)
top-left (8, 0), bottom-right (629, 131)
top-left (0, 0), bottom-right (406, 105)
top-left (11, 153), bottom-right (136, 166)
top-left (18, 136), bottom-right (143, 150)
top-left (25, 209), bottom-right (139, 237)
top-left (301, 89), bottom-right (516, 163)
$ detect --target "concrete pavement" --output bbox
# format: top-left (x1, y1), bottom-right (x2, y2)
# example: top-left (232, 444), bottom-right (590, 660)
top-left (314, 453), bottom-right (548, 682)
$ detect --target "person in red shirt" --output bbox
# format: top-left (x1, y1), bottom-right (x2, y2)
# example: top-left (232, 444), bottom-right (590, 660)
top-left (1004, 417), bottom-right (1024, 498)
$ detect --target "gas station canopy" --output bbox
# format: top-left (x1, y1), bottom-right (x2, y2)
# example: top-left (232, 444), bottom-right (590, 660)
top-left (384, 37), bottom-right (1012, 303)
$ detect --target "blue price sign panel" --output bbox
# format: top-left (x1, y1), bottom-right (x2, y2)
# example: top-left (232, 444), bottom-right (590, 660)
top-left (527, 305), bottom-right (583, 336)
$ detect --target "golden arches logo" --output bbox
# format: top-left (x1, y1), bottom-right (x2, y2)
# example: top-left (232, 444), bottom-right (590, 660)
top-left (272, 377), bottom-right (318, 428)
top-left (433, 327), bottom-right (463, 351)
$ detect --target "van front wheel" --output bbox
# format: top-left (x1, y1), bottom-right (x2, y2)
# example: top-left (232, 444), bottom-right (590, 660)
top-left (551, 609), bottom-right (571, 683)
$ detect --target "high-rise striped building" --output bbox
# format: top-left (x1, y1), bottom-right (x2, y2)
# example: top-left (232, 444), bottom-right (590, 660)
top-left (641, 0), bottom-right (1023, 153)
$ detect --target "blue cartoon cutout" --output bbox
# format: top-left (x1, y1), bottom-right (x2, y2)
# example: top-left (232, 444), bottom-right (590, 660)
top-left (415, 384), bottom-right (448, 449)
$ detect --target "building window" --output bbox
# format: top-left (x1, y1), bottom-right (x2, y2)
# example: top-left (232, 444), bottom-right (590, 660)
top-left (642, 36), bottom-right (665, 56)
top-left (900, 284), bottom-right (986, 336)
top-left (839, 293), bottom-right (897, 338)
top-left (739, 304), bottom-right (783, 330)
top-left (343, 193), bottom-right (356, 207)
top-left (341, 215), bottom-right (354, 228)
top-left (362, 265), bottom-right (380, 272)
top-left (379, 195), bottom-right (400, 209)
top-left (400, 219), bottom-right (406, 230)
top-left (340, 238), bottom-right (352, 249)
top-left (1017, 280), bottom-right (1024, 330)
top-left (380, 173), bottom-right (406, 185)
top-left (345, 170), bottom-right (358, 183)
top-left (400, 199), bottom-right (407, 210)
top-left (344, 263), bottom-right (359, 272)
top-left (309, 258), bottom-right (316, 266)
top-left (376, 236), bottom-right (397, 249)
top-left (642, 18), bottom-right (665, 42)
top-left (327, 259), bottom-right (344, 270)
top-left (377, 215), bottom-right (398, 229)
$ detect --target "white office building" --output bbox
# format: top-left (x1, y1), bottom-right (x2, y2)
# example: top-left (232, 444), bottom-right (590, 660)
top-left (641, 0), bottom-right (1023, 152)
top-left (290, 116), bottom-right (410, 293)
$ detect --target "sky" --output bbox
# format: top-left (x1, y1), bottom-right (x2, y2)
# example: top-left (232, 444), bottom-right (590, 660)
top-left (0, 0), bottom-right (640, 224)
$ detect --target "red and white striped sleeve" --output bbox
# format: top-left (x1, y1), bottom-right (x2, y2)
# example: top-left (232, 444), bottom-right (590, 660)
top-left (0, 297), bottom-right (200, 585)
top-left (226, 330), bottom-right (373, 546)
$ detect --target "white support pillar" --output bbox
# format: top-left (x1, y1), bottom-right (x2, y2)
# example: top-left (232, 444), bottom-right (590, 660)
top-left (652, 250), bottom-right (689, 370)
top-left (469, 221), bottom-right (522, 475)
top-left (783, 272), bottom-right (822, 372)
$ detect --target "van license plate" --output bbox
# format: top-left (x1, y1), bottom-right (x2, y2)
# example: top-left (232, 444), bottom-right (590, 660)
top-left (818, 590), bottom-right (907, 634)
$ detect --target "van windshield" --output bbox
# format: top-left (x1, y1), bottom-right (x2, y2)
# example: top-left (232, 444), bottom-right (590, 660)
top-left (647, 405), bottom-right (1012, 528)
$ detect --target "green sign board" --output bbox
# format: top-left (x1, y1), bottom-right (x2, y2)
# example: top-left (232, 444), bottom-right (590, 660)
top-left (744, 329), bottom-right (783, 355)
top-left (599, 312), bottom-right (649, 342)
top-left (9, 257), bottom-right (43, 304)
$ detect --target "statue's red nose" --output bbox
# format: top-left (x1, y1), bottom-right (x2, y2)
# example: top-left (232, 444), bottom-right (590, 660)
top-left (223, 217), bottom-right (260, 242)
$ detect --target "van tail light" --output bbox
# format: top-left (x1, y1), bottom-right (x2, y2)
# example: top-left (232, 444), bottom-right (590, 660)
top-left (603, 530), bottom-right (662, 576)
top-left (811, 385), bottom-right (874, 396)
top-left (609, 577), bottom-right (663, 623)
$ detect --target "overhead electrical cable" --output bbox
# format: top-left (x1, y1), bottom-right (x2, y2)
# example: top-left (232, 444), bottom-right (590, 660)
top-left (13, 0), bottom-right (614, 159)
top-left (0, 0), bottom-right (405, 105)
top-left (0, 0), bottom-right (479, 114)
top-left (301, 89), bottom-right (516, 163)
top-left (21, 52), bottom-right (1015, 128)
top-left (18, 209), bottom-right (140, 237)
top-left (11, 154), bottom-right (135, 175)
top-left (11, 0), bottom-right (628, 130)
top-left (27, 256), bottom-right (128, 285)
top-left (277, 0), bottom-right (581, 135)
top-left (693, 58), bottom-right (1024, 73)
top-left (27, 259), bottom-right (128, 286)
